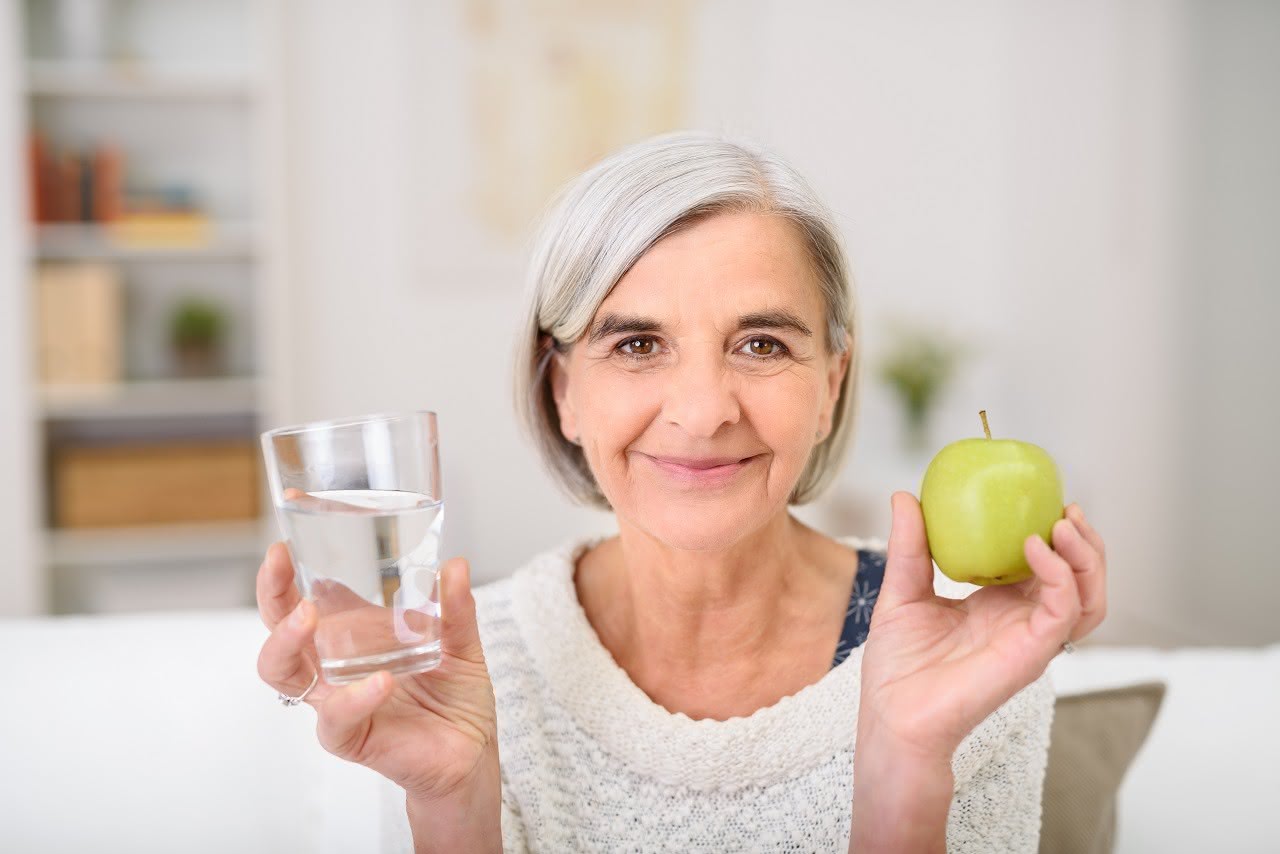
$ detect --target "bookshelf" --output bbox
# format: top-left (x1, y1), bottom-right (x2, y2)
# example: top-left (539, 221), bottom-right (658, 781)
top-left (3, 0), bottom-right (290, 615)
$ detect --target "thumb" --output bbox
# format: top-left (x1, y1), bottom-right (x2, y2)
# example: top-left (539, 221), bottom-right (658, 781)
top-left (439, 556), bottom-right (486, 663)
top-left (879, 491), bottom-right (936, 611)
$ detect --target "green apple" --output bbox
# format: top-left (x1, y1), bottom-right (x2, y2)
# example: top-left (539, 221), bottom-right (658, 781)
top-left (919, 411), bottom-right (1065, 586)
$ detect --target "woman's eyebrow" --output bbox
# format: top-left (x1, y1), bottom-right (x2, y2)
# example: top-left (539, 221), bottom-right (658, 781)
top-left (587, 310), bottom-right (814, 345)
top-left (738, 310), bottom-right (815, 337)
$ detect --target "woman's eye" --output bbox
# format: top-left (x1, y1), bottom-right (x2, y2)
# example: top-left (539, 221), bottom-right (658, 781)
top-left (617, 337), bottom-right (657, 357)
top-left (742, 338), bottom-right (784, 357)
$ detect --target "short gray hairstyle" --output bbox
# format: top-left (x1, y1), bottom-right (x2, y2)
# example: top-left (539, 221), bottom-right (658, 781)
top-left (511, 130), bottom-right (861, 510)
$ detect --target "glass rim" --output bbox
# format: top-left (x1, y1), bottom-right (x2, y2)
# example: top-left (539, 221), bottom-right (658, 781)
top-left (261, 409), bottom-right (438, 440)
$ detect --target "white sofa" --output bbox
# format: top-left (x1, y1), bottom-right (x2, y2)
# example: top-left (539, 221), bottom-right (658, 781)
top-left (1, 609), bottom-right (1276, 853)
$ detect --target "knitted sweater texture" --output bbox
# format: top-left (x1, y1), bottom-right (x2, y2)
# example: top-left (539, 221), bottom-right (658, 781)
top-left (383, 533), bottom-right (1055, 852)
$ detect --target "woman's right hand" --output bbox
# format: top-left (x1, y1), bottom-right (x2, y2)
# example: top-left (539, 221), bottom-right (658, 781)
top-left (255, 541), bottom-right (499, 804)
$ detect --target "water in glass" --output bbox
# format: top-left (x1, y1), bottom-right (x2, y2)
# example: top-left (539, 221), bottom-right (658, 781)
top-left (280, 488), bottom-right (444, 684)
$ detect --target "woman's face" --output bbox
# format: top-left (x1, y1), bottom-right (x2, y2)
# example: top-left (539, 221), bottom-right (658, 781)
top-left (550, 210), bottom-right (851, 550)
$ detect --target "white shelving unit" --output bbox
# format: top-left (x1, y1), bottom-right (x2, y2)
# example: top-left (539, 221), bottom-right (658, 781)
top-left (3, 0), bottom-right (291, 615)
top-left (39, 376), bottom-right (261, 419)
top-left (25, 60), bottom-right (252, 100)
top-left (34, 221), bottom-right (259, 260)
top-left (46, 518), bottom-right (270, 566)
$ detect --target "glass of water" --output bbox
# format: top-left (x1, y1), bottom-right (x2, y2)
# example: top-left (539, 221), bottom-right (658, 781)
top-left (260, 411), bottom-right (444, 684)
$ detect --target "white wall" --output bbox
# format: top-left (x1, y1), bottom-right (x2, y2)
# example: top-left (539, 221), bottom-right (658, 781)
top-left (1176, 0), bottom-right (1280, 644)
top-left (275, 0), bottom-right (1275, 645)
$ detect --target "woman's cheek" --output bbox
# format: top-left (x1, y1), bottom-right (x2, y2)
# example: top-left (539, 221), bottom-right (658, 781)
top-left (581, 373), bottom-right (660, 465)
top-left (746, 373), bottom-right (822, 442)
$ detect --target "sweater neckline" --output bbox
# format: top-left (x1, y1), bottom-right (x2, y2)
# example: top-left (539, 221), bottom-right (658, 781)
top-left (507, 531), bottom-right (891, 791)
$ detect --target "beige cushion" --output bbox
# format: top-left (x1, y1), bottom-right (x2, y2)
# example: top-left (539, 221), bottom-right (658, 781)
top-left (1039, 681), bottom-right (1166, 854)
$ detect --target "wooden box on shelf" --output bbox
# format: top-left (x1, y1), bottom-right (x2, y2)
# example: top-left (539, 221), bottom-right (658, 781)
top-left (34, 261), bottom-right (123, 384)
top-left (51, 439), bottom-right (261, 528)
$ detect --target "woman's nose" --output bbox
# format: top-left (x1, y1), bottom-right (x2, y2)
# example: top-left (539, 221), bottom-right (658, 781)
top-left (661, 350), bottom-right (741, 438)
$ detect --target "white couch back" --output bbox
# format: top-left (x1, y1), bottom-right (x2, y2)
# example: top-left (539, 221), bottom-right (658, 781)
top-left (2, 609), bottom-right (1276, 853)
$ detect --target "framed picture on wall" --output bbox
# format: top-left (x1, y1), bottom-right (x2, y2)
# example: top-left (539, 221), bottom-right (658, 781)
top-left (405, 0), bottom-right (762, 285)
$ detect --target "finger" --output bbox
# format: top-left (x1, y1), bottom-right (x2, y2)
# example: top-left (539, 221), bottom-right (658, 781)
top-left (257, 541), bottom-right (301, 631)
top-left (315, 671), bottom-right (394, 761)
top-left (440, 557), bottom-right (486, 664)
top-left (1065, 503), bottom-right (1106, 561)
top-left (879, 491), bottom-right (936, 611)
top-left (1024, 533), bottom-right (1083, 647)
top-left (257, 598), bottom-right (325, 700)
top-left (312, 577), bottom-right (377, 612)
top-left (1051, 518), bottom-right (1106, 635)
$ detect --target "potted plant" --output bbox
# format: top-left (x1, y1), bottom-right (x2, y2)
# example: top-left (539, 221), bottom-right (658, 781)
top-left (875, 316), bottom-right (972, 453)
top-left (170, 298), bottom-right (227, 378)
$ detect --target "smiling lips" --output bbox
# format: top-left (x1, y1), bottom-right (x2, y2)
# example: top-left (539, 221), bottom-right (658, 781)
top-left (642, 453), bottom-right (758, 485)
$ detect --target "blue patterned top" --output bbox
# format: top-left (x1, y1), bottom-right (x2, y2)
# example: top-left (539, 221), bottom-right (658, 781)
top-left (831, 548), bottom-right (886, 669)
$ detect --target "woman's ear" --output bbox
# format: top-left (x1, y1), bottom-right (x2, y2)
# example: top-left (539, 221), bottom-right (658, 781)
top-left (548, 348), bottom-right (579, 445)
top-left (818, 333), bottom-right (853, 440)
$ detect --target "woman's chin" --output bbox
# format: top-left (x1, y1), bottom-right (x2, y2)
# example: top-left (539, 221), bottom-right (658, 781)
top-left (631, 505), bottom-right (771, 552)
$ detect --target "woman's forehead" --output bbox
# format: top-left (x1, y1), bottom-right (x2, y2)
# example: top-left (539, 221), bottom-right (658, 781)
top-left (599, 212), bottom-right (823, 322)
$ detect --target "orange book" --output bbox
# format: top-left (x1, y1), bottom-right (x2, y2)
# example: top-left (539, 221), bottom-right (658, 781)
top-left (27, 132), bottom-right (51, 223)
top-left (91, 144), bottom-right (125, 222)
top-left (56, 153), bottom-right (82, 222)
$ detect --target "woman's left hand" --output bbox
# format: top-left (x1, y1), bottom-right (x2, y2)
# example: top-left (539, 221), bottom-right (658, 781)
top-left (856, 492), bottom-right (1108, 763)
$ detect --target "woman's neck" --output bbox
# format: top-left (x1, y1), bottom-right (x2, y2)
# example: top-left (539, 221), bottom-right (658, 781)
top-left (573, 512), bottom-right (858, 720)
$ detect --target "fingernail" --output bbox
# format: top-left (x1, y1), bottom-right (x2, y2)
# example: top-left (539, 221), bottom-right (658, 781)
top-left (290, 600), bottom-right (310, 628)
top-left (1068, 508), bottom-right (1088, 532)
top-left (365, 672), bottom-right (387, 695)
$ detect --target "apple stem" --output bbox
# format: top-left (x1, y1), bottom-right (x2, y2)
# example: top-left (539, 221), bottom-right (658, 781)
top-left (979, 410), bottom-right (992, 440)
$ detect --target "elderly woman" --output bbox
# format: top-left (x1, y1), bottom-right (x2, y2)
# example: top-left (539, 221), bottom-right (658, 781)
top-left (255, 132), bottom-right (1107, 852)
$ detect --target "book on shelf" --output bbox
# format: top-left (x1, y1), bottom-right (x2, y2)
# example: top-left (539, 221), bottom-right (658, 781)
top-left (28, 131), bottom-right (125, 225)
top-left (56, 150), bottom-right (81, 223)
top-left (91, 144), bottom-right (125, 221)
top-left (105, 211), bottom-right (211, 247)
top-left (27, 130), bottom-right (211, 248)
top-left (35, 262), bottom-right (124, 385)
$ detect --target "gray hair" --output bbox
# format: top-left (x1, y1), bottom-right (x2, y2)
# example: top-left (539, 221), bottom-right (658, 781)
top-left (511, 130), bottom-right (861, 510)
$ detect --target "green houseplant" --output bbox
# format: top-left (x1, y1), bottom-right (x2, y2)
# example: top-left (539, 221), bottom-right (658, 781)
top-left (875, 316), bottom-right (972, 453)
top-left (170, 298), bottom-right (227, 377)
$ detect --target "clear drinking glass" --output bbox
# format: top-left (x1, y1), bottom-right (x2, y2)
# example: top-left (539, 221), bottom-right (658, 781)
top-left (260, 411), bottom-right (444, 684)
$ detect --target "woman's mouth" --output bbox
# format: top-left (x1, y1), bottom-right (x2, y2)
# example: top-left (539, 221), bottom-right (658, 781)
top-left (642, 454), bottom-right (758, 487)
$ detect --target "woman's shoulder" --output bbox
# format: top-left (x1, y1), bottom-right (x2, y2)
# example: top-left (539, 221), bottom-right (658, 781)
top-left (471, 532), bottom-right (601, 608)
top-left (469, 532), bottom-right (607, 652)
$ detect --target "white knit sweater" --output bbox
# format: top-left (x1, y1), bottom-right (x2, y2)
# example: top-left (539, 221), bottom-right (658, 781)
top-left (382, 533), bottom-right (1055, 852)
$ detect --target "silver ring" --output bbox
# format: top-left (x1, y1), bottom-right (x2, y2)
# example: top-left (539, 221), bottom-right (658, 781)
top-left (277, 670), bottom-right (319, 706)
top-left (1061, 640), bottom-right (1077, 655)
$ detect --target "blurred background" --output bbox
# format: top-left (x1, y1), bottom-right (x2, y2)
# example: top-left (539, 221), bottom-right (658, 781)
top-left (0, 0), bottom-right (1276, 647)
